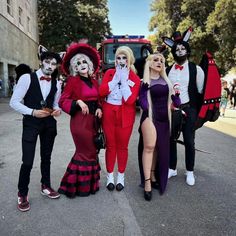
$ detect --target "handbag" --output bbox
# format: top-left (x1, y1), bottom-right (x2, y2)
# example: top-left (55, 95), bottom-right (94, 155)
top-left (94, 117), bottom-right (106, 153)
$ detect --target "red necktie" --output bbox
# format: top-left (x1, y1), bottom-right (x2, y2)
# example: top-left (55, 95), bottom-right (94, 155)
top-left (175, 64), bottom-right (184, 70)
top-left (40, 76), bottom-right (51, 82)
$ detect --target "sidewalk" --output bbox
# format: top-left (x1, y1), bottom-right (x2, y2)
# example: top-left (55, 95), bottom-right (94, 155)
top-left (0, 97), bottom-right (11, 115)
top-left (204, 107), bottom-right (236, 137)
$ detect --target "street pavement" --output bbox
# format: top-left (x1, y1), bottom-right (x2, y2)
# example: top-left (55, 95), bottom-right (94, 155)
top-left (0, 97), bottom-right (235, 236)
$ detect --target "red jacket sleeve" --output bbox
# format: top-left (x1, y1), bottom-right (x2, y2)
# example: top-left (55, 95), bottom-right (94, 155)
top-left (99, 69), bottom-right (114, 98)
top-left (59, 77), bottom-right (75, 114)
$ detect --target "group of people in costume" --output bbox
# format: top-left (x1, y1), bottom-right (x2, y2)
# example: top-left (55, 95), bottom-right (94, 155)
top-left (10, 27), bottom-right (221, 211)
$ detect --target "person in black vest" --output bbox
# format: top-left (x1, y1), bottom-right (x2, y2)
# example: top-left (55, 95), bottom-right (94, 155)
top-left (10, 46), bottom-right (62, 212)
top-left (163, 27), bottom-right (205, 186)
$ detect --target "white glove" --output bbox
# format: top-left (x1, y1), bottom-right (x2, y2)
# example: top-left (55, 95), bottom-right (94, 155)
top-left (117, 65), bottom-right (131, 101)
top-left (116, 65), bottom-right (129, 86)
top-left (108, 71), bottom-right (121, 91)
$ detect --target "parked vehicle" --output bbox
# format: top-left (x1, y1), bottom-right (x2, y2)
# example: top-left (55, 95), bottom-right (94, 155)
top-left (97, 35), bottom-right (153, 80)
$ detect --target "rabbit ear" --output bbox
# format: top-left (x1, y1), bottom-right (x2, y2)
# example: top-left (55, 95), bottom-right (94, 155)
top-left (183, 27), bottom-right (193, 42)
top-left (162, 37), bottom-right (174, 48)
top-left (59, 51), bottom-right (66, 60)
top-left (38, 45), bottom-right (48, 59)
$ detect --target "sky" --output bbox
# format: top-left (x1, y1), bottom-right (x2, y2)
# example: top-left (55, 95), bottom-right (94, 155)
top-left (108, 0), bottom-right (153, 38)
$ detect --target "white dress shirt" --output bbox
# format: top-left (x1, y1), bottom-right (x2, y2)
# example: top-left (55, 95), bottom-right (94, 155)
top-left (10, 69), bottom-right (61, 115)
top-left (168, 60), bottom-right (205, 104)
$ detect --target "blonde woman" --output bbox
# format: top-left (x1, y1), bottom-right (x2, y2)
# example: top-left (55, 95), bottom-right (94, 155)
top-left (138, 53), bottom-right (180, 201)
top-left (99, 46), bottom-right (141, 191)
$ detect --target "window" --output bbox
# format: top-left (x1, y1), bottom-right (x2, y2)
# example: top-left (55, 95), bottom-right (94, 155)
top-left (7, 0), bottom-right (13, 16)
top-left (104, 43), bottom-right (147, 65)
top-left (27, 17), bottom-right (30, 32)
top-left (19, 7), bottom-right (23, 25)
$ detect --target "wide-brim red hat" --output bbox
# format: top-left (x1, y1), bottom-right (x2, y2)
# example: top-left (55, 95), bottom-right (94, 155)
top-left (62, 43), bottom-right (100, 76)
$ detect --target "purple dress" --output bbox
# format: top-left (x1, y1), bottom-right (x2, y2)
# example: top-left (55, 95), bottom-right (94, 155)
top-left (138, 78), bottom-right (170, 194)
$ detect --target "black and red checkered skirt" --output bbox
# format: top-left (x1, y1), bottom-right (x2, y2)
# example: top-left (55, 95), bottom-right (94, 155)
top-left (58, 112), bottom-right (101, 198)
top-left (58, 158), bottom-right (100, 197)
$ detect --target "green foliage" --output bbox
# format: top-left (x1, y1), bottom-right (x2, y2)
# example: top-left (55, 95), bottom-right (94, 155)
top-left (38, 0), bottom-right (111, 51)
top-left (74, 1), bottom-right (111, 46)
top-left (179, 0), bottom-right (218, 63)
top-left (149, 0), bottom-right (234, 72)
top-left (206, 0), bottom-right (236, 72)
top-left (149, 0), bottom-right (178, 44)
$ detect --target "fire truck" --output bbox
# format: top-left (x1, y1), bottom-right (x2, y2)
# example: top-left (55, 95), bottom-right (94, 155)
top-left (97, 35), bottom-right (153, 79)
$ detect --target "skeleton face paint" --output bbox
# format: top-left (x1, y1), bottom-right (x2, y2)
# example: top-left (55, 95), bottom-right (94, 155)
top-left (116, 54), bottom-right (128, 68)
top-left (41, 58), bottom-right (57, 76)
top-left (175, 44), bottom-right (187, 57)
top-left (150, 54), bottom-right (164, 72)
top-left (70, 55), bottom-right (89, 76)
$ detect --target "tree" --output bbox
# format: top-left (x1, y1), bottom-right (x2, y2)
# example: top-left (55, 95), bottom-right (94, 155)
top-left (38, 0), bottom-right (78, 51)
top-left (149, 0), bottom-right (223, 65)
top-left (149, 0), bottom-right (185, 64)
top-left (206, 0), bottom-right (236, 72)
top-left (178, 0), bottom-right (218, 63)
top-left (74, 0), bottom-right (111, 46)
top-left (38, 0), bottom-right (111, 51)
top-left (149, 0), bottom-right (183, 45)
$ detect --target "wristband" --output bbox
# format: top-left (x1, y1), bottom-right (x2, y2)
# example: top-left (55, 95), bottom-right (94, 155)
top-left (31, 109), bottom-right (34, 116)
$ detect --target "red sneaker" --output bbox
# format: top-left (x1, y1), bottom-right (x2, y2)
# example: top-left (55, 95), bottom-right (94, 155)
top-left (41, 185), bottom-right (60, 199)
top-left (17, 193), bottom-right (30, 212)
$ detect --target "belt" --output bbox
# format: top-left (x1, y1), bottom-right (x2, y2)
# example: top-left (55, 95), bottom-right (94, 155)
top-left (179, 102), bottom-right (190, 109)
top-left (85, 101), bottom-right (98, 115)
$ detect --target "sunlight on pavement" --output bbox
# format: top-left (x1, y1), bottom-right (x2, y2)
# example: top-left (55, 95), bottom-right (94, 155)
top-left (204, 109), bottom-right (236, 137)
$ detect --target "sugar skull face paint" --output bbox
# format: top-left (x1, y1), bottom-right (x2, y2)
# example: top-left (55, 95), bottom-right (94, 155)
top-left (150, 54), bottom-right (164, 72)
top-left (175, 44), bottom-right (187, 57)
top-left (116, 53), bottom-right (128, 68)
top-left (70, 54), bottom-right (89, 76)
top-left (69, 53), bottom-right (95, 77)
top-left (41, 58), bottom-right (57, 76)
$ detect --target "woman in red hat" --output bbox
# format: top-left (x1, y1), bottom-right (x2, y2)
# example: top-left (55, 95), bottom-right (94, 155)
top-left (58, 43), bottom-right (102, 197)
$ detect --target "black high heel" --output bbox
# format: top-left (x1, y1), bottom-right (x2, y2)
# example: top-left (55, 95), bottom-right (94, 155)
top-left (144, 178), bottom-right (152, 201)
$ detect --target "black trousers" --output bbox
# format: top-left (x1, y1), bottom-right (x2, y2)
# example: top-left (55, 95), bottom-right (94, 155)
top-left (18, 116), bottom-right (57, 196)
top-left (169, 106), bottom-right (197, 171)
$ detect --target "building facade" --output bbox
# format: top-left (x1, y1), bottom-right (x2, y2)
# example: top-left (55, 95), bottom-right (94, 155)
top-left (0, 0), bottom-right (39, 97)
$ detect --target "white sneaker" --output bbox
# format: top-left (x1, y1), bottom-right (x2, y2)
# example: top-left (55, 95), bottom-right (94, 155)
top-left (186, 171), bottom-right (195, 186)
top-left (168, 169), bottom-right (177, 179)
top-left (117, 172), bottom-right (124, 186)
top-left (116, 172), bottom-right (124, 191)
top-left (106, 172), bottom-right (114, 186)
